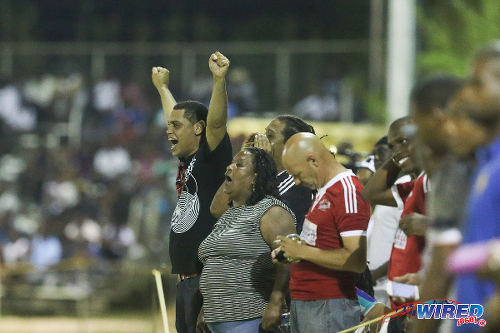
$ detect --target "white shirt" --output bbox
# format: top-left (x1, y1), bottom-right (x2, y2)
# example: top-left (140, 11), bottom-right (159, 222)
top-left (366, 175), bottom-right (411, 270)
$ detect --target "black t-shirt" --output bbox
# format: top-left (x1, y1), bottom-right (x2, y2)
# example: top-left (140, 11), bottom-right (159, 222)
top-left (170, 133), bottom-right (232, 274)
top-left (277, 170), bottom-right (312, 234)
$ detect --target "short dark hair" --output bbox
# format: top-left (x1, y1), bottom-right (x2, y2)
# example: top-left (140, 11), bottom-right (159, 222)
top-left (389, 116), bottom-right (414, 132)
top-left (173, 101), bottom-right (208, 124)
top-left (410, 75), bottom-right (463, 114)
top-left (375, 136), bottom-right (388, 147)
top-left (275, 115), bottom-right (315, 143)
top-left (244, 147), bottom-right (279, 206)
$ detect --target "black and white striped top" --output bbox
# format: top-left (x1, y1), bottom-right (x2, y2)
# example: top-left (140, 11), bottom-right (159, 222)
top-left (198, 196), bottom-right (295, 323)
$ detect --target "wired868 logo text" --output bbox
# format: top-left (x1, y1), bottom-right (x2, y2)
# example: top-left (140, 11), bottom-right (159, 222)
top-left (382, 299), bottom-right (487, 328)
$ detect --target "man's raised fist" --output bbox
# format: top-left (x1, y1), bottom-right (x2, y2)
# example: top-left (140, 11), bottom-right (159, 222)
top-left (152, 66), bottom-right (170, 90)
top-left (208, 51), bottom-right (230, 78)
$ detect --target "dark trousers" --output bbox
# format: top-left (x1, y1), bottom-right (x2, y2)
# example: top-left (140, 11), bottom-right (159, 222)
top-left (176, 276), bottom-right (203, 333)
top-left (388, 316), bottom-right (406, 333)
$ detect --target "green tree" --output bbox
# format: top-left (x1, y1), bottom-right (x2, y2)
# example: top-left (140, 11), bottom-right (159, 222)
top-left (418, 0), bottom-right (500, 76)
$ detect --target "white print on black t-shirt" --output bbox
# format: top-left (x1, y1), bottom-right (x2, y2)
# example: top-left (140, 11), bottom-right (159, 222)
top-left (171, 157), bottom-right (200, 234)
top-left (300, 219), bottom-right (318, 246)
top-left (394, 228), bottom-right (407, 249)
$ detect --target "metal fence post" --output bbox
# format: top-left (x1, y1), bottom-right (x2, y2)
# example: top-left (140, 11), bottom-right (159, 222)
top-left (181, 49), bottom-right (196, 98)
top-left (1, 45), bottom-right (13, 76)
top-left (91, 47), bottom-right (106, 81)
top-left (276, 48), bottom-right (291, 112)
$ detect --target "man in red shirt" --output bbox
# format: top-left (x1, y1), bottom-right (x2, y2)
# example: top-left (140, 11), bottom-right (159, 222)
top-left (361, 117), bottom-right (425, 333)
top-left (276, 132), bottom-right (370, 333)
top-left (388, 172), bottom-right (429, 301)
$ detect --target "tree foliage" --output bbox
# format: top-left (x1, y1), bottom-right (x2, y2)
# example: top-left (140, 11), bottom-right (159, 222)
top-left (418, 0), bottom-right (500, 76)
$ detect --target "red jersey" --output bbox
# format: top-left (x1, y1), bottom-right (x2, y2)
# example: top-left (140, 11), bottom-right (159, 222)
top-left (388, 173), bottom-right (429, 309)
top-left (391, 180), bottom-right (416, 206)
top-left (290, 170), bottom-right (370, 300)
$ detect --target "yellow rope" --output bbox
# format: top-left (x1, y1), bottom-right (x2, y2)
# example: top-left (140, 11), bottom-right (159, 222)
top-left (152, 269), bottom-right (170, 333)
top-left (337, 310), bottom-right (401, 333)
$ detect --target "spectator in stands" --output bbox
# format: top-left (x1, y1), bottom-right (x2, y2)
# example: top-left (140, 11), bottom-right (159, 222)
top-left (276, 133), bottom-right (370, 333)
top-left (2, 228), bottom-right (30, 266)
top-left (365, 136), bottom-right (411, 306)
top-left (372, 136), bottom-right (392, 170)
top-left (92, 74), bottom-right (122, 113)
top-left (93, 139), bottom-right (132, 180)
top-left (198, 147), bottom-right (296, 333)
top-left (30, 219), bottom-right (62, 269)
top-left (452, 41), bottom-right (500, 333)
top-left (151, 52), bottom-right (233, 333)
top-left (228, 67), bottom-right (258, 116)
top-left (210, 115), bottom-right (315, 233)
top-left (0, 77), bottom-right (36, 131)
top-left (292, 81), bottom-right (339, 121)
top-left (390, 76), bottom-right (465, 333)
top-left (365, 74), bottom-right (464, 331)
top-left (355, 154), bottom-right (375, 186)
top-left (362, 116), bottom-right (424, 332)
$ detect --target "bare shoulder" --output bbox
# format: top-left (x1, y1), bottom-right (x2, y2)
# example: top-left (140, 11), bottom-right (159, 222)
top-left (263, 205), bottom-right (292, 220)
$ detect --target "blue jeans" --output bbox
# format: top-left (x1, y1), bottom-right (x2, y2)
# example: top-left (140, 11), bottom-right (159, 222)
top-left (207, 318), bottom-right (262, 333)
top-left (290, 298), bottom-right (361, 333)
top-left (176, 276), bottom-right (203, 333)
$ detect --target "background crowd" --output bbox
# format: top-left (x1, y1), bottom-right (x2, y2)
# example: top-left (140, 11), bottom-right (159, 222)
top-left (1, 1), bottom-right (500, 333)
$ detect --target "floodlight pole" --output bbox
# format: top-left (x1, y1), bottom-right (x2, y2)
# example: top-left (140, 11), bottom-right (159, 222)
top-left (386, 0), bottom-right (416, 123)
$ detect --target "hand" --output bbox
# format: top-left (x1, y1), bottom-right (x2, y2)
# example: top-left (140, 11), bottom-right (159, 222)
top-left (261, 301), bottom-right (282, 330)
top-left (391, 150), bottom-right (410, 168)
top-left (393, 272), bottom-right (420, 285)
top-left (362, 302), bottom-right (391, 322)
top-left (392, 273), bottom-right (420, 303)
top-left (196, 307), bottom-right (210, 333)
top-left (241, 133), bottom-right (257, 150)
top-left (271, 246), bottom-right (282, 263)
top-left (391, 273), bottom-right (420, 303)
top-left (152, 66), bottom-right (170, 90)
top-left (208, 51), bottom-right (230, 78)
top-left (399, 213), bottom-right (428, 236)
top-left (253, 133), bottom-right (272, 155)
top-left (275, 235), bottom-right (303, 262)
top-left (362, 302), bottom-right (391, 332)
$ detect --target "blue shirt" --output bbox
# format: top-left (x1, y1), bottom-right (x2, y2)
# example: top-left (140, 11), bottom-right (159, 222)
top-left (456, 135), bottom-right (500, 332)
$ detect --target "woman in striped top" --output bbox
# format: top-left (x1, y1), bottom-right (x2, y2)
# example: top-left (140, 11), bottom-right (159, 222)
top-left (198, 147), bottom-right (296, 333)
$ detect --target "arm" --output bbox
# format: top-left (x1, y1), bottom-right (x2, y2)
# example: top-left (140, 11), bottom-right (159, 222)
top-left (260, 206), bottom-right (296, 330)
top-left (152, 67), bottom-right (176, 126)
top-left (278, 235), bottom-right (367, 273)
top-left (409, 242), bottom-right (458, 333)
top-left (361, 157), bottom-right (401, 207)
top-left (209, 183), bottom-right (230, 219)
top-left (210, 132), bottom-right (261, 218)
top-left (206, 52), bottom-right (230, 151)
top-left (399, 213), bottom-right (429, 236)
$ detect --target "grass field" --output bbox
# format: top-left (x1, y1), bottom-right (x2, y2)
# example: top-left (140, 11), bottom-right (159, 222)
top-left (0, 307), bottom-right (177, 333)
top-left (0, 305), bottom-right (177, 333)
top-left (0, 266), bottom-right (178, 332)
